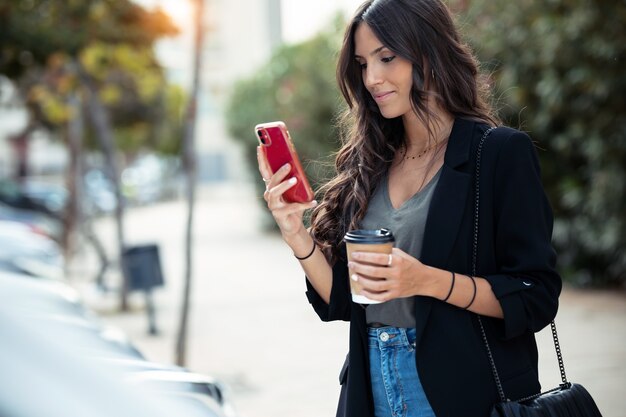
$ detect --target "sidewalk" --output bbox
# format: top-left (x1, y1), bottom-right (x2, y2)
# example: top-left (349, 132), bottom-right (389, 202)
top-left (74, 182), bottom-right (626, 417)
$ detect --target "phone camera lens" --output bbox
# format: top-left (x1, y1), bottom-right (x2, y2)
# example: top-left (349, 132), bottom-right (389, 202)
top-left (257, 130), bottom-right (268, 145)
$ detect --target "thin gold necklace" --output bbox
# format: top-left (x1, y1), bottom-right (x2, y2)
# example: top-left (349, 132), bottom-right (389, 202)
top-left (400, 142), bottom-right (437, 160)
top-left (401, 123), bottom-right (453, 160)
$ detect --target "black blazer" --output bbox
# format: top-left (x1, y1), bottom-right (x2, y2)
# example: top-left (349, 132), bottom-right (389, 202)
top-left (305, 118), bottom-right (562, 417)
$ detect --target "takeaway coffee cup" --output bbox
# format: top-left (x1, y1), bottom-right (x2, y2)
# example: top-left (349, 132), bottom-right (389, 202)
top-left (344, 228), bottom-right (395, 304)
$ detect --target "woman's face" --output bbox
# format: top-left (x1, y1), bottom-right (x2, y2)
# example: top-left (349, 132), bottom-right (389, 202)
top-left (354, 23), bottom-right (414, 120)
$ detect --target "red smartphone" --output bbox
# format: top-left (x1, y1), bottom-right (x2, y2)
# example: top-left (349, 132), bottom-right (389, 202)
top-left (255, 121), bottom-right (314, 203)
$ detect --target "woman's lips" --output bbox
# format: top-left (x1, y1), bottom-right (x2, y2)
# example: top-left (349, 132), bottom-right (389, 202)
top-left (373, 91), bottom-right (394, 102)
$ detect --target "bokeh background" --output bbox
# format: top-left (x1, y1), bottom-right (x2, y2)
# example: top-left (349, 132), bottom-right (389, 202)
top-left (0, 1), bottom-right (624, 416)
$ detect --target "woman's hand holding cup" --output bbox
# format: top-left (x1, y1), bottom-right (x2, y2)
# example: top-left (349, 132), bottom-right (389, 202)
top-left (348, 247), bottom-right (427, 303)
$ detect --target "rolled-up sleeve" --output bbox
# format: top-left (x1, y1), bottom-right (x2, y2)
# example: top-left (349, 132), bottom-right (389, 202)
top-left (305, 250), bottom-right (351, 322)
top-left (483, 130), bottom-right (562, 340)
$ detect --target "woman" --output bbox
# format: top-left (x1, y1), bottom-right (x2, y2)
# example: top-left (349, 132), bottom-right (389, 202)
top-left (257, 0), bottom-right (561, 416)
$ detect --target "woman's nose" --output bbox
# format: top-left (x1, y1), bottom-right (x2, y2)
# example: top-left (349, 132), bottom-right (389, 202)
top-left (364, 65), bottom-right (383, 88)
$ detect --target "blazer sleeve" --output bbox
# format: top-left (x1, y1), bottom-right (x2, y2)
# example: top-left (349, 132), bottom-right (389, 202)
top-left (305, 248), bottom-right (351, 322)
top-left (482, 129), bottom-right (562, 340)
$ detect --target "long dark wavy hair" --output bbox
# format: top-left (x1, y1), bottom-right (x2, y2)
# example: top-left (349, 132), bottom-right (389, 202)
top-left (310, 0), bottom-right (500, 263)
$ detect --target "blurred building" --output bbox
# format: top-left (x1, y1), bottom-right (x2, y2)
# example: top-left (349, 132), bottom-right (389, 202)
top-left (138, 0), bottom-right (284, 184)
top-left (203, 0), bottom-right (282, 103)
top-left (196, 0), bottom-right (283, 184)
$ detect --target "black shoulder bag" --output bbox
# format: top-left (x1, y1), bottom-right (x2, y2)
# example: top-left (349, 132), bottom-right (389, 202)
top-left (473, 128), bottom-right (603, 417)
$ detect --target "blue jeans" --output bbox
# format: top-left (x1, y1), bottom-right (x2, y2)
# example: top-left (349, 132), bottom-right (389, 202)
top-left (368, 327), bottom-right (436, 417)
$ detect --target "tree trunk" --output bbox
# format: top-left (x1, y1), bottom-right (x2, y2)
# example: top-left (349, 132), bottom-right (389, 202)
top-left (176, 0), bottom-right (205, 367)
top-left (81, 216), bottom-right (110, 290)
top-left (63, 92), bottom-right (83, 272)
top-left (77, 61), bottom-right (130, 311)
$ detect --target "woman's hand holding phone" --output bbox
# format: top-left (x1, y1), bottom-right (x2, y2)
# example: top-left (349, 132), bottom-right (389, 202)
top-left (255, 123), bottom-right (332, 304)
top-left (257, 146), bottom-right (318, 238)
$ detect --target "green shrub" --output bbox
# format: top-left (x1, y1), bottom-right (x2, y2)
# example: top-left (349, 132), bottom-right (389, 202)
top-left (460, 0), bottom-right (626, 287)
top-left (225, 19), bottom-right (346, 225)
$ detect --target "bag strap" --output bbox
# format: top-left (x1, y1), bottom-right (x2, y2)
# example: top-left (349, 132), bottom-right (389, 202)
top-left (472, 127), bottom-right (569, 403)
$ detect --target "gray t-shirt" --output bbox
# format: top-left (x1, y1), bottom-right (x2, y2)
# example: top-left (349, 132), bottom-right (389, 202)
top-left (361, 168), bottom-right (441, 328)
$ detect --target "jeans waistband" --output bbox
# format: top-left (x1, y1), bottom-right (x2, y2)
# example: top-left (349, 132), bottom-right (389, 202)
top-left (367, 326), bottom-right (416, 348)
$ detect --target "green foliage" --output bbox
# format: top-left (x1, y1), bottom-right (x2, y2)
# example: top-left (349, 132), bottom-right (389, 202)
top-left (226, 17), bottom-right (346, 205)
top-left (151, 84), bottom-right (186, 155)
top-left (0, 0), bottom-right (184, 156)
top-left (78, 42), bottom-right (184, 155)
top-left (0, 0), bottom-right (177, 79)
top-left (459, 0), bottom-right (626, 287)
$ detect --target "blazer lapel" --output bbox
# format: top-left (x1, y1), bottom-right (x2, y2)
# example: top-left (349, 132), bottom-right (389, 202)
top-left (414, 118), bottom-right (476, 345)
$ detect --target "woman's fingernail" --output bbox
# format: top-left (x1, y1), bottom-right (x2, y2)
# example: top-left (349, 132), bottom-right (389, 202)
top-left (311, 200), bottom-right (318, 206)
top-left (351, 274), bottom-right (359, 282)
top-left (282, 163), bottom-right (291, 171)
top-left (348, 262), bottom-right (354, 268)
top-left (288, 177), bottom-right (297, 184)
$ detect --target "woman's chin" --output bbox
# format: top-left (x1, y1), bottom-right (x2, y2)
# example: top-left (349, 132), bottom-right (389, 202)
top-left (378, 108), bottom-right (400, 119)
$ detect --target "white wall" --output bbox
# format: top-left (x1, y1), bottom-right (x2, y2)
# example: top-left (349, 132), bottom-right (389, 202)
top-left (203, 0), bottom-right (277, 106)
top-left (195, 0), bottom-right (280, 181)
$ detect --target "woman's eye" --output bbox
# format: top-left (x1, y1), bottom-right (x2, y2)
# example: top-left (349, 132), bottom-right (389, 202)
top-left (381, 55), bottom-right (396, 63)
top-left (357, 62), bottom-right (367, 70)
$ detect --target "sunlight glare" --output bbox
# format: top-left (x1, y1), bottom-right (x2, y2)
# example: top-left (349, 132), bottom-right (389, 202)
top-left (157, 0), bottom-right (193, 27)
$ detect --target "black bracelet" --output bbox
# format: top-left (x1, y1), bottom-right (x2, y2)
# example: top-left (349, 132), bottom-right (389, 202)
top-left (442, 271), bottom-right (455, 302)
top-left (463, 275), bottom-right (477, 310)
top-left (294, 240), bottom-right (316, 260)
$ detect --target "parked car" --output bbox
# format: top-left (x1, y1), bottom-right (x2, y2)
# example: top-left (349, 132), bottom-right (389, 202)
top-left (126, 370), bottom-right (237, 417)
top-left (94, 357), bottom-right (188, 373)
top-left (0, 202), bottom-right (62, 241)
top-left (19, 180), bottom-right (68, 215)
top-left (121, 154), bottom-right (183, 205)
top-left (0, 175), bottom-right (118, 220)
top-left (84, 169), bottom-right (119, 215)
top-left (0, 270), bottom-right (238, 417)
top-left (0, 178), bottom-right (65, 218)
top-left (0, 220), bottom-right (64, 279)
top-left (0, 269), bottom-right (86, 317)
top-left (0, 269), bottom-right (142, 355)
top-left (0, 309), bottom-right (222, 417)
top-left (94, 358), bottom-right (238, 415)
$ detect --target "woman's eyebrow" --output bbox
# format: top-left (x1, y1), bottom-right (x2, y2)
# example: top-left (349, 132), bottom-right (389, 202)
top-left (354, 45), bottom-right (386, 59)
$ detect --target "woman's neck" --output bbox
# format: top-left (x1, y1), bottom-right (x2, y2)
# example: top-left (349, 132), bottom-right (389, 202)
top-left (402, 110), bottom-right (454, 153)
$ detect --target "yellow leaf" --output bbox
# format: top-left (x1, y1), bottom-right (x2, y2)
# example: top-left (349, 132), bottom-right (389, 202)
top-left (100, 84), bottom-right (122, 105)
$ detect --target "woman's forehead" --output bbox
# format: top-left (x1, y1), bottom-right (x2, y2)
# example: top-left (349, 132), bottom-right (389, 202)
top-left (354, 23), bottom-right (386, 57)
